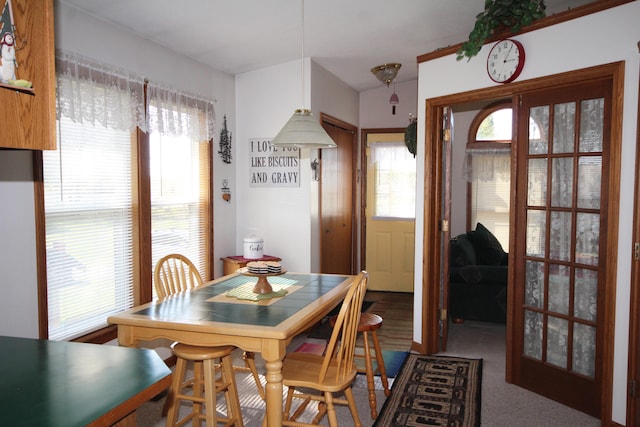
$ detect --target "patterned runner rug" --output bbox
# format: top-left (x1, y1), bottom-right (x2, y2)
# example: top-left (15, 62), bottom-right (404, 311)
top-left (374, 354), bottom-right (482, 427)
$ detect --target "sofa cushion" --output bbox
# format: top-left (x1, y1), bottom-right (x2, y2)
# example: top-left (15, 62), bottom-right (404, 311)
top-left (451, 234), bottom-right (476, 266)
top-left (467, 222), bottom-right (506, 266)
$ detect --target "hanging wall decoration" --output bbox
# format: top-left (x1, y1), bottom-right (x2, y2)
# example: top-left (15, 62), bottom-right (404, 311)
top-left (221, 179), bottom-right (231, 202)
top-left (0, 0), bottom-right (30, 90)
top-left (218, 115), bottom-right (232, 164)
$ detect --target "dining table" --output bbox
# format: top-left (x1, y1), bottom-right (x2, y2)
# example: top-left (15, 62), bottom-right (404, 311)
top-left (107, 271), bottom-right (357, 426)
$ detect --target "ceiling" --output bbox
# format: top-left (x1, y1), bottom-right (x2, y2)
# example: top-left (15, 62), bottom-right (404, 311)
top-left (57, 0), bottom-right (594, 92)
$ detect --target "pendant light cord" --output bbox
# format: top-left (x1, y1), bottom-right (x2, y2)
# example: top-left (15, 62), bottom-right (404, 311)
top-left (301, 0), bottom-right (305, 109)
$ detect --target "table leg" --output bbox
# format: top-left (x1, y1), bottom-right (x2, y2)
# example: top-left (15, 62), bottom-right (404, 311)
top-left (262, 343), bottom-right (285, 427)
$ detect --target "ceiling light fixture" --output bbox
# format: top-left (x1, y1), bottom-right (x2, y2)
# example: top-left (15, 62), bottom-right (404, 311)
top-left (371, 63), bottom-right (401, 86)
top-left (372, 63), bottom-right (402, 114)
top-left (271, 0), bottom-right (336, 149)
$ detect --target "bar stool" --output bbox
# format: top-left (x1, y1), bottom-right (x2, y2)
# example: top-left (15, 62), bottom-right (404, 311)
top-left (165, 343), bottom-right (244, 427)
top-left (330, 311), bottom-right (390, 419)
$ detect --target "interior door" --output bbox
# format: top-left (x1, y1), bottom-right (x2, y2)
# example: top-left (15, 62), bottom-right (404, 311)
top-left (364, 131), bottom-right (415, 292)
top-left (320, 117), bottom-right (357, 275)
top-left (512, 79), bottom-right (612, 417)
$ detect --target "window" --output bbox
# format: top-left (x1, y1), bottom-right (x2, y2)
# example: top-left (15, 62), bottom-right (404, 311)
top-left (40, 52), bottom-right (214, 341)
top-left (149, 106), bottom-right (211, 299)
top-left (44, 118), bottom-right (136, 341)
top-left (369, 141), bottom-right (416, 219)
top-left (465, 103), bottom-right (512, 248)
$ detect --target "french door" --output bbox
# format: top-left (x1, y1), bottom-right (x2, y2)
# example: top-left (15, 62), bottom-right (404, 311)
top-left (512, 78), bottom-right (612, 417)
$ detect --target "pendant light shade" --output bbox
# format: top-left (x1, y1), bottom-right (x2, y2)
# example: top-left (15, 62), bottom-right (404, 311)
top-left (271, 109), bottom-right (337, 148)
top-left (270, 0), bottom-right (336, 149)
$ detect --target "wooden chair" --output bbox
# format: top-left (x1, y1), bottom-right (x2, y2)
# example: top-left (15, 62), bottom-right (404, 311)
top-left (274, 271), bottom-right (368, 427)
top-left (154, 253), bottom-right (204, 298)
top-left (329, 311), bottom-right (390, 419)
top-left (154, 254), bottom-right (265, 400)
top-left (165, 343), bottom-right (244, 427)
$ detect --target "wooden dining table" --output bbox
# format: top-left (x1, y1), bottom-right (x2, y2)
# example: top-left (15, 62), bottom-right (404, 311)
top-left (108, 271), bottom-right (357, 426)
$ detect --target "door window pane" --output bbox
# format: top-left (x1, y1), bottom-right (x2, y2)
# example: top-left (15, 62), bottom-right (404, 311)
top-left (548, 264), bottom-right (570, 315)
top-left (549, 211), bottom-right (571, 261)
top-left (553, 102), bottom-right (576, 153)
top-left (529, 106), bottom-right (549, 154)
top-left (579, 98), bottom-right (604, 153)
top-left (527, 158), bottom-right (547, 206)
top-left (577, 156), bottom-right (602, 209)
top-left (525, 260), bottom-right (545, 308)
top-left (526, 210), bottom-right (546, 257)
top-left (575, 213), bottom-right (600, 266)
top-left (547, 316), bottom-right (568, 369)
top-left (574, 268), bottom-right (598, 322)
top-left (369, 142), bottom-right (416, 218)
top-left (551, 157), bottom-right (573, 207)
top-left (573, 323), bottom-right (596, 378)
top-left (524, 310), bottom-right (543, 360)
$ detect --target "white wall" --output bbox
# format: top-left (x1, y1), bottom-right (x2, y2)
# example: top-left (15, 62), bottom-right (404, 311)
top-left (0, 151), bottom-right (39, 338)
top-left (359, 79), bottom-right (418, 130)
top-left (235, 58), bottom-right (359, 273)
top-left (416, 2), bottom-right (640, 422)
top-left (451, 110), bottom-right (475, 237)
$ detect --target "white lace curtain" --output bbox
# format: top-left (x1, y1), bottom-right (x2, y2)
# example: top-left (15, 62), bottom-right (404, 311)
top-left (462, 147), bottom-right (511, 182)
top-left (55, 50), bottom-right (216, 140)
top-left (147, 83), bottom-right (216, 142)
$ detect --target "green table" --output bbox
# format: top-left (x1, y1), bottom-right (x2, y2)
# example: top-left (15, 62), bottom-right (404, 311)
top-left (0, 335), bottom-right (172, 427)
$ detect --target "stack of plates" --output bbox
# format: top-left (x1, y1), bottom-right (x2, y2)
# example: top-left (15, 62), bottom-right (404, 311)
top-left (247, 261), bottom-right (269, 274)
top-left (247, 261), bottom-right (282, 274)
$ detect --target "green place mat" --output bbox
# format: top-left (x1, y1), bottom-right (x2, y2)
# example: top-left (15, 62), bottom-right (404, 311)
top-left (225, 282), bottom-right (289, 301)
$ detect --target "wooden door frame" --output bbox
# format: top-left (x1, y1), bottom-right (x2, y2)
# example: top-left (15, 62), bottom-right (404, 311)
top-left (359, 127), bottom-right (406, 272)
top-left (626, 69), bottom-right (640, 426)
top-left (421, 62), bottom-right (624, 424)
top-left (319, 113), bottom-right (358, 274)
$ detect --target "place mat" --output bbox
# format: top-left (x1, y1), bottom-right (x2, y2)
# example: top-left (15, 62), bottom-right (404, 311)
top-left (226, 282), bottom-right (289, 301)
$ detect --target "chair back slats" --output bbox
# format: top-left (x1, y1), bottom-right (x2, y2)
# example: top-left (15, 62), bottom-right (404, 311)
top-left (319, 271), bottom-right (368, 383)
top-left (154, 254), bottom-right (203, 299)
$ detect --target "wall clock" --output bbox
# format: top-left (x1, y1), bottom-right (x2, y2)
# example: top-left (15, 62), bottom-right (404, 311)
top-left (486, 38), bottom-right (525, 84)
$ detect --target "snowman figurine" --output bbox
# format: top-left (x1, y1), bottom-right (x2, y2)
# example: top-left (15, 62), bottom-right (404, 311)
top-left (0, 32), bottom-right (16, 83)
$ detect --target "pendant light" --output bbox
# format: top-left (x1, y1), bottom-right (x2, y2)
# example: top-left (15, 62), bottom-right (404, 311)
top-left (270, 0), bottom-right (336, 149)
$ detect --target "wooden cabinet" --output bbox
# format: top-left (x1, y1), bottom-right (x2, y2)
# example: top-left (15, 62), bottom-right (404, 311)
top-left (221, 255), bottom-right (282, 276)
top-left (0, 0), bottom-right (55, 150)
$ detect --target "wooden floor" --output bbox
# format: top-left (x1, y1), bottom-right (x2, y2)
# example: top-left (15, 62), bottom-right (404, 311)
top-left (363, 291), bottom-right (413, 351)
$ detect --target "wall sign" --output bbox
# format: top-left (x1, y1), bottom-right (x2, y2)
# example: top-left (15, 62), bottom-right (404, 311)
top-left (249, 138), bottom-right (300, 187)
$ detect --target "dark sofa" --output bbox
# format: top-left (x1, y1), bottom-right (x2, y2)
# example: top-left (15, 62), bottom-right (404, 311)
top-left (449, 223), bottom-right (508, 323)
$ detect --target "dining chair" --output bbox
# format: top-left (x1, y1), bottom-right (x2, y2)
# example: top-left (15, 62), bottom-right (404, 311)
top-left (271, 270), bottom-right (368, 427)
top-left (154, 253), bottom-right (265, 400)
top-left (329, 311), bottom-right (390, 420)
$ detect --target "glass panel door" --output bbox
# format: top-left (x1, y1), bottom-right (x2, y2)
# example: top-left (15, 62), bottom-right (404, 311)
top-left (514, 79), bottom-right (611, 417)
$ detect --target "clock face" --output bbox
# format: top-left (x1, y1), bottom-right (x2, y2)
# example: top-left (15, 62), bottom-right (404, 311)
top-left (487, 39), bottom-right (525, 84)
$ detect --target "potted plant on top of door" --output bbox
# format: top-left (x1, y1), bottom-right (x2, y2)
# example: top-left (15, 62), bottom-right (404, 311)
top-left (457, 0), bottom-right (546, 61)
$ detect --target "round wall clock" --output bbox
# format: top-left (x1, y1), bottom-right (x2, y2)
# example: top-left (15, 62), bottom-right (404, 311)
top-left (486, 38), bottom-right (525, 84)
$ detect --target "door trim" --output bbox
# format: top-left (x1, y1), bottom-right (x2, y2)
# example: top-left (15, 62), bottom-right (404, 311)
top-left (421, 61), bottom-right (624, 423)
top-left (626, 69), bottom-right (640, 426)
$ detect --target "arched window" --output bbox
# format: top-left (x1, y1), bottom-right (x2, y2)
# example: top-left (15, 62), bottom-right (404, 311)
top-left (465, 101), bottom-right (512, 249)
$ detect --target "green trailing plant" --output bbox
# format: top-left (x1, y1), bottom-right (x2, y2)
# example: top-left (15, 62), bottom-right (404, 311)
top-left (457, 0), bottom-right (546, 61)
top-left (405, 114), bottom-right (417, 158)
